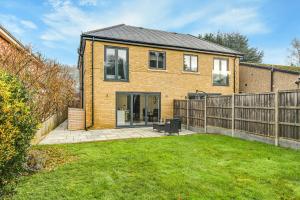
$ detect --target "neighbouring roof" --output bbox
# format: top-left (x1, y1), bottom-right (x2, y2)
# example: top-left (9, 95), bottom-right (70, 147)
top-left (241, 62), bottom-right (300, 75)
top-left (0, 24), bottom-right (25, 49)
top-left (82, 24), bottom-right (242, 56)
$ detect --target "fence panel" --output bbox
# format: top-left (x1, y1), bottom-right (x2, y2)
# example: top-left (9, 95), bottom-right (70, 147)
top-left (206, 95), bottom-right (232, 129)
top-left (189, 99), bottom-right (205, 128)
top-left (234, 93), bottom-right (275, 137)
top-left (32, 110), bottom-right (68, 144)
top-left (174, 90), bottom-right (300, 143)
top-left (173, 100), bottom-right (187, 125)
top-left (279, 90), bottom-right (300, 140)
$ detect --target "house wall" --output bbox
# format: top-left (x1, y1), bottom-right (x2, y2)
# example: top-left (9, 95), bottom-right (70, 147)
top-left (239, 65), bottom-right (271, 93)
top-left (83, 40), bottom-right (240, 129)
top-left (273, 72), bottom-right (299, 91)
top-left (0, 35), bottom-right (10, 53)
top-left (239, 64), bottom-right (299, 93)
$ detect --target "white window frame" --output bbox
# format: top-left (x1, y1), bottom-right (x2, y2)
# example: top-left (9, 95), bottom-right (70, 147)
top-left (212, 58), bottom-right (229, 86)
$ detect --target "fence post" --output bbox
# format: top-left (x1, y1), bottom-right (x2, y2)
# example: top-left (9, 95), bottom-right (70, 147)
top-left (274, 91), bottom-right (279, 146)
top-left (204, 95), bottom-right (207, 133)
top-left (231, 93), bottom-right (235, 137)
top-left (186, 99), bottom-right (189, 130)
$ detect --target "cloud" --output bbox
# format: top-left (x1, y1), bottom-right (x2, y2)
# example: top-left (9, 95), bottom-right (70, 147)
top-left (20, 20), bottom-right (37, 29)
top-left (41, 0), bottom-right (173, 42)
top-left (209, 7), bottom-right (268, 34)
top-left (79, 0), bottom-right (97, 6)
top-left (0, 14), bottom-right (24, 35)
top-left (0, 14), bottom-right (37, 36)
top-left (42, 0), bottom-right (96, 41)
top-left (41, 0), bottom-right (268, 43)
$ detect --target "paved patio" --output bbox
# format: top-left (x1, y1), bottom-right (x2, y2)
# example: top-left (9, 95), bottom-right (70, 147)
top-left (39, 121), bottom-right (196, 145)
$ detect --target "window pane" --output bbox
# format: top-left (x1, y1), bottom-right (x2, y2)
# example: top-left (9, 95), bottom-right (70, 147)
top-left (213, 59), bottom-right (220, 72)
top-left (213, 59), bottom-right (228, 86)
top-left (117, 93), bottom-right (131, 126)
top-left (118, 49), bottom-right (127, 80)
top-left (184, 55), bottom-right (190, 71)
top-left (105, 48), bottom-right (115, 79)
top-left (147, 95), bottom-right (160, 124)
top-left (213, 73), bottom-right (229, 85)
top-left (157, 52), bottom-right (164, 69)
top-left (149, 52), bottom-right (157, 68)
top-left (221, 60), bottom-right (228, 71)
top-left (191, 56), bottom-right (197, 71)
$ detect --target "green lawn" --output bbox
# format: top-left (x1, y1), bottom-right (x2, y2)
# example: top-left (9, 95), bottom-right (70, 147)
top-left (12, 134), bottom-right (300, 200)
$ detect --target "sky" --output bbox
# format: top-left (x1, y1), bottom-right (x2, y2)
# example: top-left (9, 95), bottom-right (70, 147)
top-left (0, 0), bottom-right (299, 66)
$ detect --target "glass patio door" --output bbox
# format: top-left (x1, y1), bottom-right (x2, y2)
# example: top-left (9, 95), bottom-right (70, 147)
top-left (132, 94), bottom-right (146, 126)
top-left (145, 95), bottom-right (160, 125)
top-left (116, 92), bottom-right (160, 127)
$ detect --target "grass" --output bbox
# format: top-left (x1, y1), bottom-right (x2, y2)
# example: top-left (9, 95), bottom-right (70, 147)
top-left (12, 134), bottom-right (300, 200)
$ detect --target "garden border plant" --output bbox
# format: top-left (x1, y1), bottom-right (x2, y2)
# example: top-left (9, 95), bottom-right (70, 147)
top-left (0, 70), bottom-right (38, 198)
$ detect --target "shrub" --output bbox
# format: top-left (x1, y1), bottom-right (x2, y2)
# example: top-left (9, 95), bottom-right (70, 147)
top-left (0, 70), bottom-right (38, 197)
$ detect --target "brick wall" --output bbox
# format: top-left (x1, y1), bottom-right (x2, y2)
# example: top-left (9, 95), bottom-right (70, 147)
top-left (82, 40), bottom-right (240, 129)
top-left (239, 65), bottom-right (272, 93)
top-left (239, 64), bottom-right (299, 93)
top-left (0, 35), bottom-right (10, 54)
top-left (273, 72), bottom-right (299, 91)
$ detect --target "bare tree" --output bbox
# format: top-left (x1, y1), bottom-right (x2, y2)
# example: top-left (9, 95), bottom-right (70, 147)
top-left (0, 44), bottom-right (76, 122)
top-left (288, 38), bottom-right (300, 66)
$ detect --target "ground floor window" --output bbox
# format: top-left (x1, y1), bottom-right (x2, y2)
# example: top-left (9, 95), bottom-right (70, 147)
top-left (116, 92), bottom-right (160, 126)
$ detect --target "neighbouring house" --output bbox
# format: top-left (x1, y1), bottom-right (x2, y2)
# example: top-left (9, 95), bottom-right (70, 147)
top-left (78, 24), bottom-right (242, 129)
top-left (239, 62), bottom-right (300, 93)
top-left (0, 24), bottom-right (26, 52)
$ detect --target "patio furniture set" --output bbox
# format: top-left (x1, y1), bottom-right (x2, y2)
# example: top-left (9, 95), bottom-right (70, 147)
top-left (153, 117), bottom-right (182, 135)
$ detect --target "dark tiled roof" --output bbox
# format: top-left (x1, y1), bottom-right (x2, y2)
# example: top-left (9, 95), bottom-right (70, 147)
top-left (82, 24), bottom-right (242, 56)
top-left (241, 62), bottom-right (300, 75)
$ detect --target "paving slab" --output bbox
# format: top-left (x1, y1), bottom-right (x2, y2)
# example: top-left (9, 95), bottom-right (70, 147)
top-left (39, 121), bottom-right (196, 145)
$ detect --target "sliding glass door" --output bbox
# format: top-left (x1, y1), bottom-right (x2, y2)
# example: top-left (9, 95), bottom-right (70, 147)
top-left (116, 93), bottom-right (131, 126)
top-left (132, 94), bottom-right (146, 126)
top-left (116, 92), bottom-right (160, 127)
top-left (146, 95), bottom-right (160, 125)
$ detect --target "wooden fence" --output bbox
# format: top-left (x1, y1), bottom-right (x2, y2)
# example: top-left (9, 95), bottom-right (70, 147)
top-left (174, 90), bottom-right (300, 145)
top-left (31, 110), bottom-right (68, 144)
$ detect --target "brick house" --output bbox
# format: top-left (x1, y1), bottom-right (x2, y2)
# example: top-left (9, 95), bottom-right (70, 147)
top-left (78, 24), bottom-right (242, 129)
top-left (240, 62), bottom-right (300, 93)
top-left (0, 24), bottom-right (26, 52)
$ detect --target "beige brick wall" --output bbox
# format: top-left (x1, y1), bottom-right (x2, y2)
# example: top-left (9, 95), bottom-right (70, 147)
top-left (239, 65), bottom-right (271, 93)
top-left (239, 64), bottom-right (299, 93)
top-left (83, 40), bottom-right (239, 129)
top-left (273, 72), bottom-right (299, 91)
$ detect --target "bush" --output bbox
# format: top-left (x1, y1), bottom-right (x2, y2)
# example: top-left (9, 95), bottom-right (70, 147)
top-left (0, 70), bottom-right (38, 197)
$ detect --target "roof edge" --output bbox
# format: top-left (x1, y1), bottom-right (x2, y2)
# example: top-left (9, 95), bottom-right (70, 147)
top-left (0, 24), bottom-right (26, 50)
top-left (82, 34), bottom-right (244, 57)
top-left (83, 24), bottom-right (125, 35)
top-left (240, 62), bottom-right (300, 75)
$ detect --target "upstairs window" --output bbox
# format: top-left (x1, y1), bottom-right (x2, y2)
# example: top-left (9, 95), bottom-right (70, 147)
top-left (184, 54), bottom-right (198, 72)
top-left (104, 46), bottom-right (128, 81)
top-left (149, 51), bottom-right (166, 69)
top-left (213, 58), bottom-right (229, 86)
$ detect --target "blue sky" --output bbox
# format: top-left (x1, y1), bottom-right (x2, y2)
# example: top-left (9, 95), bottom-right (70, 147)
top-left (0, 0), bottom-right (299, 66)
